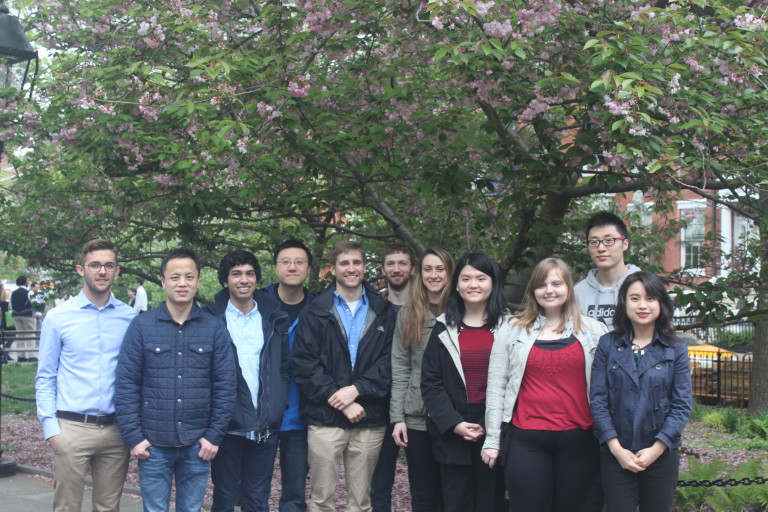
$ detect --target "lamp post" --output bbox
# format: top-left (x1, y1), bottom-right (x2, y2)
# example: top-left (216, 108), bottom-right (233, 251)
top-left (0, 0), bottom-right (36, 478)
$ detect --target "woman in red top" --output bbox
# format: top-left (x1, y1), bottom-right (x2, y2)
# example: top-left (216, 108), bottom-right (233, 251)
top-left (421, 252), bottom-right (511, 512)
top-left (482, 258), bottom-right (607, 512)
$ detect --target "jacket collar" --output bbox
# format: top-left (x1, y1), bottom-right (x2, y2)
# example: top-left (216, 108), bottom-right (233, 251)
top-left (211, 287), bottom-right (286, 320)
top-left (259, 282), bottom-right (316, 305)
top-left (310, 280), bottom-right (387, 316)
top-left (155, 301), bottom-right (203, 323)
top-left (613, 330), bottom-right (673, 349)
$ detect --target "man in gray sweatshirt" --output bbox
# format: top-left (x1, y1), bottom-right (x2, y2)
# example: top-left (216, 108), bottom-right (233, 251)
top-left (574, 212), bottom-right (641, 331)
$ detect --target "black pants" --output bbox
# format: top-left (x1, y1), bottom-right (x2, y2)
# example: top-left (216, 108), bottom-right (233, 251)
top-left (404, 428), bottom-right (442, 512)
top-left (440, 441), bottom-right (506, 512)
top-left (503, 426), bottom-right (599, 512)
top-left (601, 449), bottom-right (679, 512)
top-left (370, 423), bottom-right (399, 512)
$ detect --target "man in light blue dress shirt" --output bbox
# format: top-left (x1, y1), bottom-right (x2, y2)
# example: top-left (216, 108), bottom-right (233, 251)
top-left (35, 239), bottom-right (136, 511)
top-left (205, 249), bottom-right (290, 512)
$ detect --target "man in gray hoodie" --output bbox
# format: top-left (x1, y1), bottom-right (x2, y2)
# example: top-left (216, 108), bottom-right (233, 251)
top-left (574, 212), bottom-right (641, 331)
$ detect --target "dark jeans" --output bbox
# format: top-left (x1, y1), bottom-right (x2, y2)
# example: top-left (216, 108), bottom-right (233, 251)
top-left (404, 428), bottom-right (442, 512)
top-left (138, 442), bottom-right (210, 512)
top-left (601, 448), bottom-right (679, 512)
top-left (278, 429), bottom-right (309, 512)
top-left (503, 426), bottom-right (599, 512)
top-left (370, 423), bottom-right (399, 512)
top-left (211, 433), bottom-right (279, 512)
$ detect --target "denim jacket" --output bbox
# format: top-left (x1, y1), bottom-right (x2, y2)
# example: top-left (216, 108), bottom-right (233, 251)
top-left (590, 331), bottom-right (692, 452)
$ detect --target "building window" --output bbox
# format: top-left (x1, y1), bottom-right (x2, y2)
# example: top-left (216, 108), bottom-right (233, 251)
top-left (680, 206), bottom-right (705, 270)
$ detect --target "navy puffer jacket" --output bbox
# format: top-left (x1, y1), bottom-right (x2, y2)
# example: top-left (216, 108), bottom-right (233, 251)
top-left (115, 302), bottom-right (236, 449)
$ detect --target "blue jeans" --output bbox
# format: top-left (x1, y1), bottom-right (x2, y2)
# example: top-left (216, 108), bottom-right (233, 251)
top-left (211, 433), bottom-right (279, 512)
top-left (278, 429), bottom-right (309, 512)
top-left (138, 442), bottom-right (210, 512)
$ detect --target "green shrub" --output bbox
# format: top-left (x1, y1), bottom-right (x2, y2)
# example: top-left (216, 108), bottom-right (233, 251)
top-left (721, 407), bottom-right (746, 434)
top-left (701, 409), bottom-right (725, 430)
top-left (690, 400), bottom-right (707, 422)
top-left (714, 328), bottom-right (754, 349)
top-left (743, 418), bottom-right (768, 440)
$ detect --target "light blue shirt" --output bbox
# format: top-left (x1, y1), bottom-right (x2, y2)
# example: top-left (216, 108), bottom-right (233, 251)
top-left (333, 287), bottom-right (369, 368)
top-left (225, 300), bottom-right (264, 414)
top-left (35, 290), bottom-right (136, 440)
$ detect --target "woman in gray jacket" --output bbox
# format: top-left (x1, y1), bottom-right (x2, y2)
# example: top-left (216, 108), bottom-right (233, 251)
top-left (482, 258), bottom-right (607, 512)
top-left (390, 247), bottom-right (454, 512)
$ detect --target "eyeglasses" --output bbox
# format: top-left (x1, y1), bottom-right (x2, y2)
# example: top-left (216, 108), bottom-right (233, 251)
top-left (586, 237), bottom-right (627, 248)
top-left (276, 259), bottom-right (308, 267)
top-left (86, 262), bottom-right (118, 272)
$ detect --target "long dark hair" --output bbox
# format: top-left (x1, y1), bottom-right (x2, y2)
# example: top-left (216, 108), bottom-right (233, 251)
top-left (614, 271), bottom-right (675, 339)
top-left (445, 252), bottom-right (506, 329)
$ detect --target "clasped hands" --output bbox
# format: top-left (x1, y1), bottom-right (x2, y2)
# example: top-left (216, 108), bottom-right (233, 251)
top-left (328, 385), bottom-right (365, 423)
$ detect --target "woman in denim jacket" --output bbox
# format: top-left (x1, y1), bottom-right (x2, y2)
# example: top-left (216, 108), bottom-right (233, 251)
top-left (590, 271), bottom-right (692, 512)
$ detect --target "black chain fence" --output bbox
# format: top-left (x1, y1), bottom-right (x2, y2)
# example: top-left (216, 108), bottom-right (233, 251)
top-left (677, 477), bottom-right (767, 487)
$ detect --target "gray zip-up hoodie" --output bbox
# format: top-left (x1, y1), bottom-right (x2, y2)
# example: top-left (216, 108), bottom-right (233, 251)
top-left (573, 264), bottom-right (641, 331)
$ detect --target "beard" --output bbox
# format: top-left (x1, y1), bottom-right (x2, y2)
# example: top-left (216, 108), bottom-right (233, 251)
top-left (386, 276), bottom-right (410, 292)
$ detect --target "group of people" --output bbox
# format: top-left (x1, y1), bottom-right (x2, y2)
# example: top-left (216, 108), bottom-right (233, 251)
top-left (33, 211), bottom-right (692, 512)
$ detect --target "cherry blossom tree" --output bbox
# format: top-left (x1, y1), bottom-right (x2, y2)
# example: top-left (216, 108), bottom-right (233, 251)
top-left (2, 0), bottom-right (768, 406)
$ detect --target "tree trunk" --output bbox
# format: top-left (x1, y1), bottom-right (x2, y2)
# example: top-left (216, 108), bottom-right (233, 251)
top-left (748, 190), bottom-right (768, 414)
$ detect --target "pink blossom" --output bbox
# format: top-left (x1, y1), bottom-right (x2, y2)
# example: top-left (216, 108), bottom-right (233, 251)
top-left (288, 81), bottom-right (310, 98)
top-left (520, 98), bottom-right (550, 121)
top-left (475, 1), bottom-right (495, 18)
top-left (669, 73), bottom-right (681, 94)
top-left (483, 20), bottom-right (513, 38)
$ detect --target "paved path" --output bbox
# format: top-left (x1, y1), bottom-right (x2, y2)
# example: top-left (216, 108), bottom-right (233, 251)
top-left (0, 466), bottom-right (144, 511)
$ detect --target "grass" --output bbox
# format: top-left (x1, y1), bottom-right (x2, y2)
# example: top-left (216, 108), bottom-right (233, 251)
top-left (1, 362), bottom-right (37, 416)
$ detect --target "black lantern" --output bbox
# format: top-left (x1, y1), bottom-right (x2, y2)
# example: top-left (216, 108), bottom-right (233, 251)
top-left (0, 0), bottom-right (36, 478)
top-left (0, 0), bottom-right (38, 98)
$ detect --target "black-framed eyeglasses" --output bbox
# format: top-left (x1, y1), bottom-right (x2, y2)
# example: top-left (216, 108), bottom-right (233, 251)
top-left (86, 262), bottom-right (118, 272)
top-left (586, 237), bottom-right (627, 248)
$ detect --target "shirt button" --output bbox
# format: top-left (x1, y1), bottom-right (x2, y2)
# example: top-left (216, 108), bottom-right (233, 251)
top-left (617, 347), bottom-right (624, 352)
top-left (178, 352), bottom-right (182, 356)
top-left (177, 375), bottom-right (182, 379)
top-left (178, 330), bottom-right (182, 333)
top-left (655, 364), bottom-right (662, 370)
top-left (177, 398), bottom-right (181, 402)
top-left (178, 421), bottom-right (182, 425)
top-left (198, 348), bottom-right (203, 352)
top-left (155, 347), bottom-right (160, 352)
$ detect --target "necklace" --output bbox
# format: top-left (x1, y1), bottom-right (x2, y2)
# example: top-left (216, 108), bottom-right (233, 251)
top-left (631, 343), bottom-right (646, 356)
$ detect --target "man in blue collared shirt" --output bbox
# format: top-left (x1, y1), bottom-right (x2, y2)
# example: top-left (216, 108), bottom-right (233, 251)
top-left (205, 249), bottom-right (290, 512)
top-left (35, 239), bottom-right (136, 511)
top-left (293, 240), bottom-right (395, 512)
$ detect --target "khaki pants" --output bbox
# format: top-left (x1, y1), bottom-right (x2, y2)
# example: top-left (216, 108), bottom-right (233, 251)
top-left (53, 419), bottom-right (129, 512)
top-left (10, 315), bottom-right (36, 359)
top-left (307, 425), bottom-right (385, 512)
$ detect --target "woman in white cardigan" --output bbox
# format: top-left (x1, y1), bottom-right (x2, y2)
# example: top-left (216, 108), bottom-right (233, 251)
top-left (482, 257), bottom-right (607, 512)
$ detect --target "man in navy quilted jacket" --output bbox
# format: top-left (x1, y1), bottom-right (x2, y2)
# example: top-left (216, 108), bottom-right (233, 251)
top-left (115, 248), bottom-right (236, 512)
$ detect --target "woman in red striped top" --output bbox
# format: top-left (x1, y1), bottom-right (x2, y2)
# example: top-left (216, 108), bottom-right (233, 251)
top-left (421, 252), bottom-right (513, 512)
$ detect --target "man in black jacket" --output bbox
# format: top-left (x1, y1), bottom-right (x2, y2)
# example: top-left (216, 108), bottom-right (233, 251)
top-left (293, 240), bottom-right (395, 512)
top-left (206, 249), bottom-right (290, 512)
